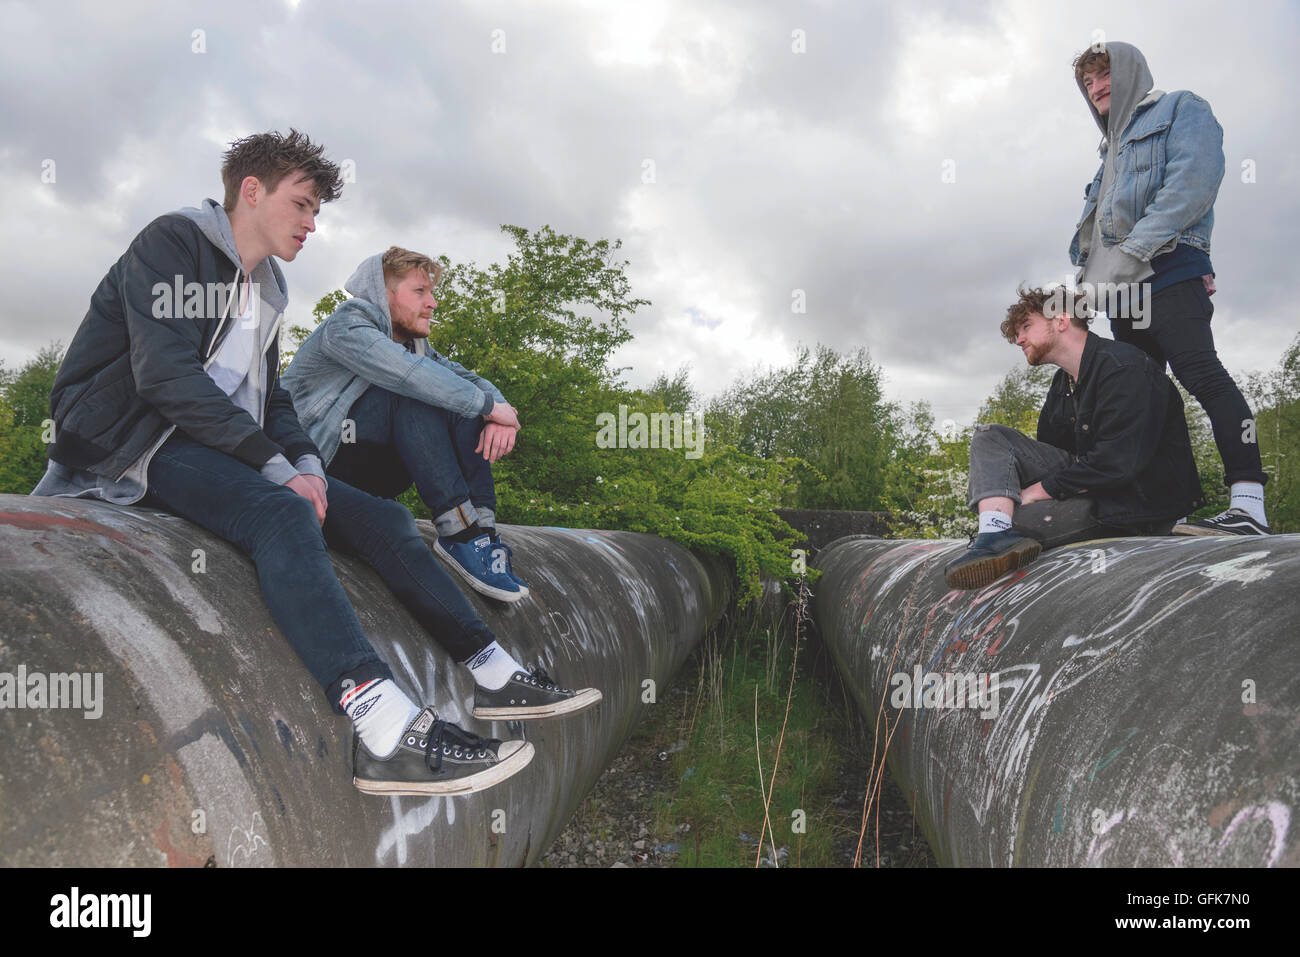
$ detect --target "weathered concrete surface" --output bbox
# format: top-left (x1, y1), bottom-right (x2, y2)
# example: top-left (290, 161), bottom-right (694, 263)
top-left (812, 534), bottom-right (1300, 867)
top-left (0, 493), bottom-right (729, 867)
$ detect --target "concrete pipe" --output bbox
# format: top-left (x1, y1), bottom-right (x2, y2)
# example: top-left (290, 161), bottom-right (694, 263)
top-left (0, 494), bottom-right (729, 867)
top-left (812, 534), bottom-right (1300, 867)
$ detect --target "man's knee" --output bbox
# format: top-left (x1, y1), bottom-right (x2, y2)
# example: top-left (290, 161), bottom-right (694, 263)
top-left (365, 495), bottom-right (422, 540)
top-left (971, 422), bottom-right (1018, 446)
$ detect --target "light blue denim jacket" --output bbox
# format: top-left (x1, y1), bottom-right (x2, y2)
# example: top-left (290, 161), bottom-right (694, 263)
top-left (1070, 89), bottom-right (1224, 268)
top-left (282, 253), bottom-right (504, 465)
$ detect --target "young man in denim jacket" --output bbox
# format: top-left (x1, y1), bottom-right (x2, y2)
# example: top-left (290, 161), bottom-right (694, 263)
top-left (32, 132), bottom-right (593, 796)
top-left (1069, 41), bottom-right (1269, 535)
top-left (284, 247), bottom-right (529, 601)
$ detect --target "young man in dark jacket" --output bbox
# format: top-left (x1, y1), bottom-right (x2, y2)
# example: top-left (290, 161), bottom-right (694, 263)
top-left (31, 131), bottom-right (595, 794)
top-left (944, 285), bottom-right (1203, 590)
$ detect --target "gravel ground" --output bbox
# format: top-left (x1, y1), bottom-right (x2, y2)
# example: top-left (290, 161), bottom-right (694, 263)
top-left (540, 642), bottom-right (937, 869)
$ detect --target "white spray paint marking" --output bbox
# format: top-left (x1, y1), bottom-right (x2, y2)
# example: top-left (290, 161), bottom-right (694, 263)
top-left (1216, 802), bottom-right (1290, 866)
top-left (1200, 551), bottom-right (1274, 584)
top-left (376, 796), bottom-right (442, 866)
top-left (68, 578), bottom-right (208, 730)
top-left (68, 579), bottom-right (273, 866)
top-left (227, 811), bottom-right (271, 866)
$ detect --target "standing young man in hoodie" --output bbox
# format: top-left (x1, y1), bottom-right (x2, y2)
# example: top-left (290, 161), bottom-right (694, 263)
top-left (31, 131), bottom-right (585, 796)
top-left (1069, 41), bottom-right (1270, 535)
top-left (283, 247), bottom-right (528, 602)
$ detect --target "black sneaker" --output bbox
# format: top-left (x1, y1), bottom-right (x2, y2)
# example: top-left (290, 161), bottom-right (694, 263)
top-left (353, 708), bottom-right (534, 796)
top-left (943, 530), bottom-right (1042, 590)
top-left (1171, 508), bottom-right (1271, 536)
top-left (472, 665), bottom-right (603, 720)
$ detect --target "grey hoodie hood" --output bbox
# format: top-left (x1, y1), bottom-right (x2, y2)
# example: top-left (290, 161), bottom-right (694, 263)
top-left (1077, 41), bottom-right (1160, 148)
top-left (176, 198), bottom-right (289, 316)
top-left (343, 253), bottom-right (394, 333)
top-left (342, 253), bottom-right (429, 356)
top-left (1076, 41), bottom-right (1163, 289)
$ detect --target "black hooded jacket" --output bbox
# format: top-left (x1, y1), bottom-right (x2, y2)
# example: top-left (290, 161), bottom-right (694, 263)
top-left (1037, 332), bottom-right (1204, 525)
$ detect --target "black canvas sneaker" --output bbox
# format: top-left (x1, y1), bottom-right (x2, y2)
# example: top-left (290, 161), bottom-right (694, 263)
top-left (943, 530), bottom-right (1042, 590)
top-left (472, 665), bottom-right (603, 720)
top-left (353, 708), bottom-right (534, 796)
top-left (1172, 509), bottom-right (1271, 536)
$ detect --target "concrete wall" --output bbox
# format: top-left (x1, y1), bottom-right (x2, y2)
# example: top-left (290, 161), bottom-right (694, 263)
top-left (0, 494), bottom-right (729, 867)
top-left (812, 534), bottom-right (1300, 867)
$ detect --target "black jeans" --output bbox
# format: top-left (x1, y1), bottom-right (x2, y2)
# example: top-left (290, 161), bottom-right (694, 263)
top-left (329, 386), bottom-right (498, 536)
top-left (1111, 278), bottom-right (1266, 487)
top-left (141, 433), bottom-right (494, 711)
top-left (966, 424), bottom-right (1172, 547)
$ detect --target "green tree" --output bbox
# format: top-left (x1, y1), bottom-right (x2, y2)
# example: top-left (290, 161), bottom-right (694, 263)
top-left (0, 344), bottom-right (64, 494)
top-left (976, 363), bottom-right (1053, 436)
top-left (307, 225), bottom-right (805, 604)
top-left (706, 345), bottom-right (899, 510)
top-left (1248, 333), bottom-right (1300, 532)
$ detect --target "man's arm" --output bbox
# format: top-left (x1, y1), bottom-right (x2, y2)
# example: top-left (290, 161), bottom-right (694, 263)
top-left (122, 219), bottom-right (286, 469)
top-left (428, 349), bottom-right (506, 406)
top-left (318, 307), bottom-right (496, 419)
top-left (263, 379), bottom-right (322, 465)
top-left (1118, 93), bottom-right (1225, 263)
top-left (1040, 363), bottom-right (1169, 499)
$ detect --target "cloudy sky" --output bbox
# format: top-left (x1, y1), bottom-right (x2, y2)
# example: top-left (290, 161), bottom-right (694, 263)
top-left (2, 0), bottom-right (1296, 427)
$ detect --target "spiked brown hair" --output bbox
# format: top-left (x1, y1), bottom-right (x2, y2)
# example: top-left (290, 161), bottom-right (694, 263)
top-left (221, 129), bottom-right (344, 211)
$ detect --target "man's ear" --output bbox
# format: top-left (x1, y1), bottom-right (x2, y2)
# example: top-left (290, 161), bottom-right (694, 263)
top-left (239, 175), bottom-right (262, 209)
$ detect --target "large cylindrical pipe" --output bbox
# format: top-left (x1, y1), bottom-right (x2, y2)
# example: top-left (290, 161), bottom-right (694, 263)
top-left (0, 494), bottom-right (729, 867)
top-left (812, 534), bottom-right (1300, 867)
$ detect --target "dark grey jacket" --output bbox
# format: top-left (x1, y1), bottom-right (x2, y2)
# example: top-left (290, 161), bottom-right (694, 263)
top-left (35, 204), bottom-right (320, 502)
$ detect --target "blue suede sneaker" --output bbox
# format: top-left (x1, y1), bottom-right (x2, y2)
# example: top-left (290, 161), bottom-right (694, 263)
top-left (434, 534), bottom-right (524, 602)
top-left (488, 535), bottom-right (530, 597)
top-left (943, 530), bottom-right (1042, 590)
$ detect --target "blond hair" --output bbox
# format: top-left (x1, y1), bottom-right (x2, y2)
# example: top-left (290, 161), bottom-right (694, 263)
top-left (381, 246), bottom-right (443, 289)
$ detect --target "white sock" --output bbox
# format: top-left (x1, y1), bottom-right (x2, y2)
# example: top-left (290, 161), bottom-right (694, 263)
top-left (1229, 482), bottom-right (1267, 524)
top-left (464, 641), bottom-right (525, 690)
top-left (342, 678), bottom-right (420, 757)
top-left (978, 510), bottom-right (1014, 535)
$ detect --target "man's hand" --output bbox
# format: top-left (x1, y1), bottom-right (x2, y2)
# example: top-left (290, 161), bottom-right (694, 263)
top-left (1019, 481), bottom-right (1052, 506)
top-left (287, 473), bottom-right (328, 524)
top-left (1202, 273), bottom-right (1216, 296)
top-left (485, 401), bottom-right (521, 430)
top-left (476, 422), bottom-right (518, 463)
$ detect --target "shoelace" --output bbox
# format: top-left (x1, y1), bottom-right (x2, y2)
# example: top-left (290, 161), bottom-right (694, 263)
top-left (424, 718), bottom-right (499, 772)
top-left (526, 665), bottom-right (569, 694)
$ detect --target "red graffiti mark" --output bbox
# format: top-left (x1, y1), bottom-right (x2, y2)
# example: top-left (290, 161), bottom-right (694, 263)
top-left (0, 510), bottom-right (130, 545)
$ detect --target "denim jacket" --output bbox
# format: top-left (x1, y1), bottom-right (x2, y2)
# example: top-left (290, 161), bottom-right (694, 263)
top-left (1069, 90), bottom-right (1224, 267)
top-left (283, 254), bottom-right (504, 465)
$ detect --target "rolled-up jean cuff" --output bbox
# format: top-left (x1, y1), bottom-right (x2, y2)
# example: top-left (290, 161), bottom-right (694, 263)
top-left (433, 501), bottom-right (480, 536)
top-left (326, 659), bottom-right (395, 715)
top-left (967, 488), bottom-right (1023, 512)
top-left (474, 506), bottom-right (497, 529)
